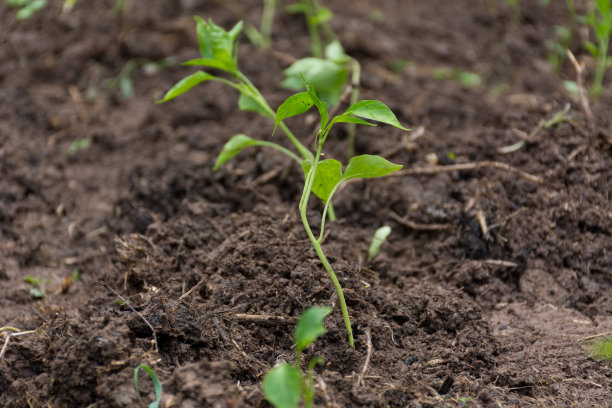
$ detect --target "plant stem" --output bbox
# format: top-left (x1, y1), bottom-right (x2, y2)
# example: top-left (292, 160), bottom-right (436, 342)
top-left (303, 0), bottom-right (323, 57)
top-left (299, 141), bottom-right (354, 348)
top-left (593, 38), bottom-right (609, 101)
top-left (258, 141), bottom-right (303, 164)
top-left (347, 60), bottom-right (361, 157)
top-left (260, 0), bottom-right (277, 49)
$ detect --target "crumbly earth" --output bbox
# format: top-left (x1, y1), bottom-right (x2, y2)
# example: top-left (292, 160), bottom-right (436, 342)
top-left (1, 0), bottom-right (611, 406)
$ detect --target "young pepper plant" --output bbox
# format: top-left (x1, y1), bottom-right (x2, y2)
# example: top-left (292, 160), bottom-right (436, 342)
top-left (263, 76), bottom-right (407, 348)
top-left (263, 306), bottom-right (331, 408)
top-left (582, 0), bottom-right (612, 100)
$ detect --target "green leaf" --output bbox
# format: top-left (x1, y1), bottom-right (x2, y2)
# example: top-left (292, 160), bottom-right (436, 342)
top-left (23, 276), bottom-right (41, 286)
top-left (281, 58), bottom-right (347, 106)
top-left (294, 306), bottom-right (332, 352)
top-left (342, 154), bottom-right (403, 181)
top-left (344, 100), bottom-right (408, 130)
top-left (134, 364), bottom-right (163, 408)
top-left (584, 41), bottom-right (599, 58)
top-left (28, 288), bottom-right (45, 299)
top-left (274, 92), bottom-right (314, 133)
top-left (182, 57), bottom-right (236, 72)
top-left (301, 76), bottom-right (329, 130)
top-left (214, 134), bottom-right (260, 170)
top-left (158, 71), bottom-right (214, 103)
top-left (238, 93), bottom-right (270, 117)
top-left (302, 159), bottom-right (342, 203)
top-left (325, 40), bottom-right (349, 62)
top-left (311, 6), bottom-right (333, 24)
top-left (596, 0), bottom-right (610, 16)
top-left (368, 225), bottom-right (392, 260)
top-left (194, 17), bottom-right (243, 73)
top-left (262, 363), bottom-right (303, 408)
top-left (331, 115), bottom-right (375, 127)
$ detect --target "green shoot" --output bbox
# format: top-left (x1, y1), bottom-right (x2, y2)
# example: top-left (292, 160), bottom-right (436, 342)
top-left (546, 25), bottom-right (572, 73)
top-left (262, 306), bottom-right (331, 408)
top-left (23, 276), bottom-right (45, 299)
top-left (67, 138), bottom-right (91, 155)
top-left (134, 364), bottom-right (163, 408)
top-left (582, 0), bottom-right (612, 100)
top-left (368, 225), bottom-right (391, 261)
top-left (108, 58), bottom-right (174, 99)
top-left (286, 0), bottom-right (335, 58)
top-left (590, 338), bottom-right (612, 361)
top-left (245, 0), bottom-right (279, 49)
top-left (5, 0), bottom-right (46, 20)
top-left (159, 18), bottom-right (313, 163)
top-left (432, 67), bottom-right (483, 88)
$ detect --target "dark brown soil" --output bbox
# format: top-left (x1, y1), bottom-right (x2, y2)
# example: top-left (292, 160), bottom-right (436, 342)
top-left (1, 0), bottom-right (611, 406)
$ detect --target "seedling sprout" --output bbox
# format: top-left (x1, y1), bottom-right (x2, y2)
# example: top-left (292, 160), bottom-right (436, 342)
top-left (262, 306), bottom-right (331, 408)
top-left (368, 225), bottom-right (392, 261)
top-left (134, 364), bottom-right (163, 408)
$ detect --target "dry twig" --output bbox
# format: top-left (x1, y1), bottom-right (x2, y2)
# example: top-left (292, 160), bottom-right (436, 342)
top-left (566, 50), bottom-right (594, 127)
top-left (389, 211), bottom-right (451, 231)
top-left (354, 328), bottom-right (373, 390)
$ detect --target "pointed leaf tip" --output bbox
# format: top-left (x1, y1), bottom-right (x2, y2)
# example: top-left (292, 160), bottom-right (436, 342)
top-left (344, 100), bottom-right (409, 130)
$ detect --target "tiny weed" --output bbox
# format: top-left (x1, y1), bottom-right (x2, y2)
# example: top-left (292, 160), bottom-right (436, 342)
top-left (161, 18), bottom-right (407, 348)
top-left (134, 364), bottom-right (163, 408)
top-left (368, 225), bottom-right (391, 261)
top-left (263, 306), bottom-right (331, 408)
top-left (5, 0), bottom-right (45, 20)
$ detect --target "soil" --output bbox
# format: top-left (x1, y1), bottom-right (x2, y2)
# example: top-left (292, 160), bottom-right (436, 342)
top-left (1, 0), bottom-right (611, 406)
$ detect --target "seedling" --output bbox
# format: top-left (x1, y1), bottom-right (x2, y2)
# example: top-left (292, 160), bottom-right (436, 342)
top-left (582, 0), bottom-right (612, 100)
top-left (590, 338), bottom-right (612, 361)
top-left (107, 57), bottom-right (174, 99)
top-left (67, 138), bottom-right (91, 155)
top-left (134, 364), bottom-right (163, 408)
top-left (23, 275), bottom-right (45, 299)
top-left (5, 0), bottom-right (45, 20)
top-left (161, 18), bottom-right (408, 348)
top-left (368, 225), bottom-right (391, 261)
top-left (262, 306), bottom-right (331, 408)
top-left (432, 67), bottom-right (483, 88)
top-left (286, 0), bottom-right (335, 58)
top-left (546, 25), bottom-right (572, 73)
top-left (245, 0), bottom-right (279, 49)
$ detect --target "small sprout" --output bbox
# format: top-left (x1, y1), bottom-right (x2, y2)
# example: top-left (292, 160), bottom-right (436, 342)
top-left (23, 276), bottom-right (45, 299)
top-left (244, 0), bottom-right (279, 49)
top-left (6, 0), bottom-right (46, 20)
top-left (591, 338), bottom-right (612, 361)
top-left (134, 364), bottom-right (163, 408)
top-left (432, 67), bottom-right (483, 88)
top-left (580, 0), bottom-right (612, 100)
top-left (368, 225), bottom-right (392, 261)
top-left (263, 307), bottom-right (331, 408)
top-left (108, 58), bottom-right (174, 99)
top-left (71, 269), bottom-right (80, 281)
top-left (67, 138), bottom-right (91, 155)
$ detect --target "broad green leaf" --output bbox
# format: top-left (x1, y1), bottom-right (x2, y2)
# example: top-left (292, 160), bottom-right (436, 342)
top-left (158, 71), bottom-right (214, 103)
top-left (342, 154), bottom-right (403, 181)
top-left (274, 92), bottom-right (314, 133)
top-left (238, 93), bottom-right (270, 117)
top-left (194, 17), bottom-right (243, 73)
top-left (596, 0), bottom-right (610, 16)
top-left (214, 134), bottom-right (259, 170)
top-left (584, 41), bottom-right (599, 58)
top-left (262, 363), bottom-right (303, 408)
top-left (301, 76), bottom-right (329, 130)
top-left (294, 306), bottom-right (332, 352)
top-left (331, 115), bottom-right (375, 127)
top-left (344, 100), bottom-right (409, 130)
top-left (302, 159), bottom-right (342, 203)
top-left (182, 57), bottom-right (235, 72)
top-left (134, 364), bottom-right (163, 408)
top-left (324, 40), bottom-right (349, 63)
top-left (282, 58), bottom-right (347, 106)
top-left (368, 225), bottom-right (392, 260)
top-left (311, 6), bottom-right (333, 24)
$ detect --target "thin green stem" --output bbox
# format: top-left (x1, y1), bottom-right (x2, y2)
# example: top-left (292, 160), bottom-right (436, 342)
top-left (258, 140), bottom-right (303, 164)
top-left (304, 0), bottom-right (322, 57)
top-left (300, 141), bottom-right (354, 348)
top-left (593, 38), bottom-right (609, 101)
top-left (347, 59), bottom-right (361, 157)
top-left (318, 181), bottom-right (342, 242)
top-left (260, 0), bottom-right (277, 49)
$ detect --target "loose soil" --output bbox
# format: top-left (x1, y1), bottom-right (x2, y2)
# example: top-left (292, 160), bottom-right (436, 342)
top-left (1, 0), bottom-right (611, 406)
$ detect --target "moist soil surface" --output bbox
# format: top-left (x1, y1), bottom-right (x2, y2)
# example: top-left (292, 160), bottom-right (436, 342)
top-left (1, 0), bottom-right (611, 406)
